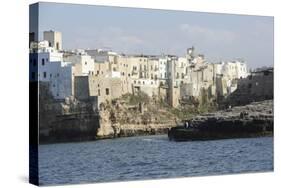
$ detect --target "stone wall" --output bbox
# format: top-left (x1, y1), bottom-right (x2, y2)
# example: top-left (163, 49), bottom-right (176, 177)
top-left (223, 69), bottom-right (273, 107)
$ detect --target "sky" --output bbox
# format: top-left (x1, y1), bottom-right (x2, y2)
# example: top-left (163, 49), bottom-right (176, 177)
top-left (33, 2), bottom-right (274, 69)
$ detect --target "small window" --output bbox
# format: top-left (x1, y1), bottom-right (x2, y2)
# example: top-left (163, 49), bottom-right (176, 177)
top-left (97, 70), bottom-right (99, 74)
top-left (50, 73), bottom-right (52, 78)
top-left (105, 88), bottom-right (109, 95)
top-left (42, 59), bottom-right (45, 66)
top-left (98, 89), bottom-right (100, 96)
top-left (33, 59), bottom-right (37, 67)
top-left (31, 72), bottom-right (35, 79)
top-left (85, 61), bottom-right (87, 65)
top-left (43, 72), bottom-right (47, 78)
top-left (57, 73), bottom-right (59, 77)
top-left (56, 42), bottom-right (60, 50)
top-left (98, 84), bottom-right (100, 87)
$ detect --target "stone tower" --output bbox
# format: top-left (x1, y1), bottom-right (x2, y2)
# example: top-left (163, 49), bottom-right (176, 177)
top-left (43, 30), bottom-right (62, 51)
top-left (167, 56), bottom-right (180, 107)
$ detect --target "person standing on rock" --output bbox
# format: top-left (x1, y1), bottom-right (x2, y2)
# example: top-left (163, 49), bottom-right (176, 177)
top-left (185, 121), bottom-right (189, 129)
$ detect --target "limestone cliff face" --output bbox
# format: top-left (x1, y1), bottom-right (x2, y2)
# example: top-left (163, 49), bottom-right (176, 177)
top-left (96, 99), bottom-right (178, 139)
top-left (96, 110), bottom-right (115, 138)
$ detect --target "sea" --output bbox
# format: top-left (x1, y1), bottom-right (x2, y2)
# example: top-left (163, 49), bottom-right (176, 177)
top-left (38, 135), bottom-right (273, 185)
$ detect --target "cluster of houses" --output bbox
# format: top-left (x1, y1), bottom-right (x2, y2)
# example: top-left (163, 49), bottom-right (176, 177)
top-left (30, 30), bottom-right (249, 108)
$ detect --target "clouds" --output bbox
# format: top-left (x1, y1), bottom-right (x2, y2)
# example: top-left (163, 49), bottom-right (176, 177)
top-left (179, 23), bottom-right (237, 44)
top-left (39, 3), bottom-right (273, 68)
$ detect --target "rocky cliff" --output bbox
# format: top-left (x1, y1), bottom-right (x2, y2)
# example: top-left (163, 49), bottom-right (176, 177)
top-left (96, 95), bottom-right (178, 139)
top-left (168, 100), bottom-right (273, 141)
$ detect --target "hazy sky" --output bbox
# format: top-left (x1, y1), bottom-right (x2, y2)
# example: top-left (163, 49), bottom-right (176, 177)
top-left (36, 2), bottom-right (274, 68)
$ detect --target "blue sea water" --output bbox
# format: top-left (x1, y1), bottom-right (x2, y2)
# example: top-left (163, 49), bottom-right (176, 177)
top-left (38, 135), bottom-right (273, 185)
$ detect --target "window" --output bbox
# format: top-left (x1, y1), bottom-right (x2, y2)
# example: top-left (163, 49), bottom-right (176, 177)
top-left (128, 74), bottom-right (131, 77)
top-left (97, 70), bottom-right (99, 74)
top-left (98, 89), bottom-right (100, 96)
top-left (56, 42), bottom-right (60, 50)
top-left (50, 73), bottom-right (52, 78)
top-left (42, 59), bottom-right (45, 66)
top-left (53, 84), bottom-right (55, 87)
top-left (43, 72), bottom-right (47, 78)
top-left (98, 84), bottom-right (100, 87)
top-left (33, 59), bottom-right (37, 67)
top-left (105, 88), bottom-right (109, 95)
top-left (85, 61), bottom-right (87, 65)
top-left (31, 72), bottom-right (35, 79)
top-left (57, 73), bottom-right (59, 77)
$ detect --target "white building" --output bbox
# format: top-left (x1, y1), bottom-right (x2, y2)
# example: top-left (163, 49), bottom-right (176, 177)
top-left (30, 43), bottom-right (74, 99)
top-left (86, 49), bottom-right (118, 63)
top-left (43, 30), bottom-right (62, 51)
top-left (158, 57), bottom-right (168, 81)
top-left (63, 49), bottom-right (95, 76)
